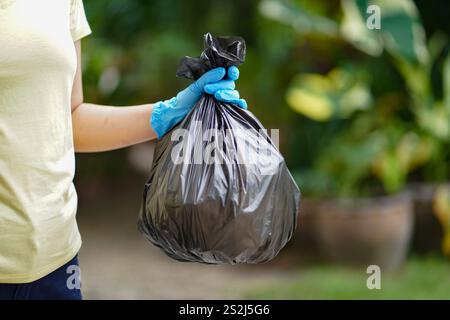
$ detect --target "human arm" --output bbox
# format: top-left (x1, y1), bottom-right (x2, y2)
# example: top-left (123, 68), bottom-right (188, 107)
top-left (71, 41), bottom-right (246, 152)
top-left (71, 41), bottom-right (155, 152)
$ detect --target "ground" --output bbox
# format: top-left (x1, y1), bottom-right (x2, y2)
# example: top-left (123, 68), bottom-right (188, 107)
top-left (246, 257), bottom-right (450, 299)
top-left (76, 177), bottom-right (292, 299)
top-left (76, 173), bottom-right (450, 300)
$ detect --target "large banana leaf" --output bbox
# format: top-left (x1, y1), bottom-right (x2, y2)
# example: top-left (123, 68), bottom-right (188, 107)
top-left (341, 0), bottom-right (428, 65)
top-left (260, 0), bottom-right (428, 64)
top-left (286, 68), bottom-right (372, 121)
top-left (258, 0), bottom-right (339, 36)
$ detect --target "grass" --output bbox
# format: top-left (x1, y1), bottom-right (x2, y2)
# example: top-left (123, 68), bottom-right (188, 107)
top-left (245, 256), bottom-right (450, 299)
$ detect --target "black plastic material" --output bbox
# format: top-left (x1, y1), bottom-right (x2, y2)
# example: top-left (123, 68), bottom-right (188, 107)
top-left (176, 33), bottom-right (246, 81)
top-left (138, 33), bottom-right (300, 264)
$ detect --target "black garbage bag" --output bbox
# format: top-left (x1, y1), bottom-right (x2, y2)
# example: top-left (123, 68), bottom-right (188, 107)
top-left (138, 33), bottom-right (300, 264)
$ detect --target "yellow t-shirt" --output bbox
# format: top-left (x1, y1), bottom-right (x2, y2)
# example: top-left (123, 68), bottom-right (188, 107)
top-left (0, 0), bottom-right (91, 283)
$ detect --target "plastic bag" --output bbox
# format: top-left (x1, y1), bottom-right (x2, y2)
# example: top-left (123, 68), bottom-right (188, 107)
top-left (138, 33), bottom-right (300, 264)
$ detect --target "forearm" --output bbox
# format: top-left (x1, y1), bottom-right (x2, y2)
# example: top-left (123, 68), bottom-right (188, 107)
top-left (72, 103), bottom-right (157, 152)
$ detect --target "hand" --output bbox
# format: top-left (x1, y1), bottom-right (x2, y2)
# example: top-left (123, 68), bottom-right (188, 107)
top-left (150, 66), bottom-right (247, 139)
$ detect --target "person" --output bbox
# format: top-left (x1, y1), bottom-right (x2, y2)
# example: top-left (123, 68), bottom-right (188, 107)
top-left (0, 0), bottom-right (246, 300)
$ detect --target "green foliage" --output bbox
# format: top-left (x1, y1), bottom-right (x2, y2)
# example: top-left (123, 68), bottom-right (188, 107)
top-left (258, 0), bottom-right (339, 36)
top-left (77, 0), bottom-right (450, 195)
top-left (341, 0), bottom-right (428, 64)
top-left (262, 0), bottom-right (450, 196)
top-left (286, 67), bottom-right (372, 121)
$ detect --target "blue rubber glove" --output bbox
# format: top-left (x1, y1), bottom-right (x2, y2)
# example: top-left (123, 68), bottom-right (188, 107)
top-left (151, 66), bottom-right (247, 139)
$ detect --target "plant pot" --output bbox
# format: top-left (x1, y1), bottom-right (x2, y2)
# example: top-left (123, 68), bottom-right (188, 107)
top-left (290, 198), bottom-right (322, 263)
top-left (409, 183), bottom-right (445, 255)
top-left (315, 192), bottom-right (414, 270)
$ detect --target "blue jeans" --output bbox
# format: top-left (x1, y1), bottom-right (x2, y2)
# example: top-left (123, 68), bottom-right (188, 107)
top-left (0, 254), bottom-right (82, 300)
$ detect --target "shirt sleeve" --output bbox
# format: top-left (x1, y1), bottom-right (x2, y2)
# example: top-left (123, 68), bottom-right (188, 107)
top-left (70, 0), bottom-right (92, 41)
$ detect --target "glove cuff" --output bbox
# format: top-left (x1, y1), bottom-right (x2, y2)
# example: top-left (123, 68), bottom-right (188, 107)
top-left (151, 97), bottom-right (179, 139)
top-left (150, 101), bottom-right (167, 140)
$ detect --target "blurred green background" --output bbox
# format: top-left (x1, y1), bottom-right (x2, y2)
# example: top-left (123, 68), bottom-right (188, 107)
top-left (75, 0), bottom-right (450, 299)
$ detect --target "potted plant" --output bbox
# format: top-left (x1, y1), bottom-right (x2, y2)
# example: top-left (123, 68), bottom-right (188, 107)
top-left (260, 0), bottom-right (450, 266)
top-left (294, 109), bottom-right (421, 269)
top-left (433, 185), bottom-right (450, 256)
